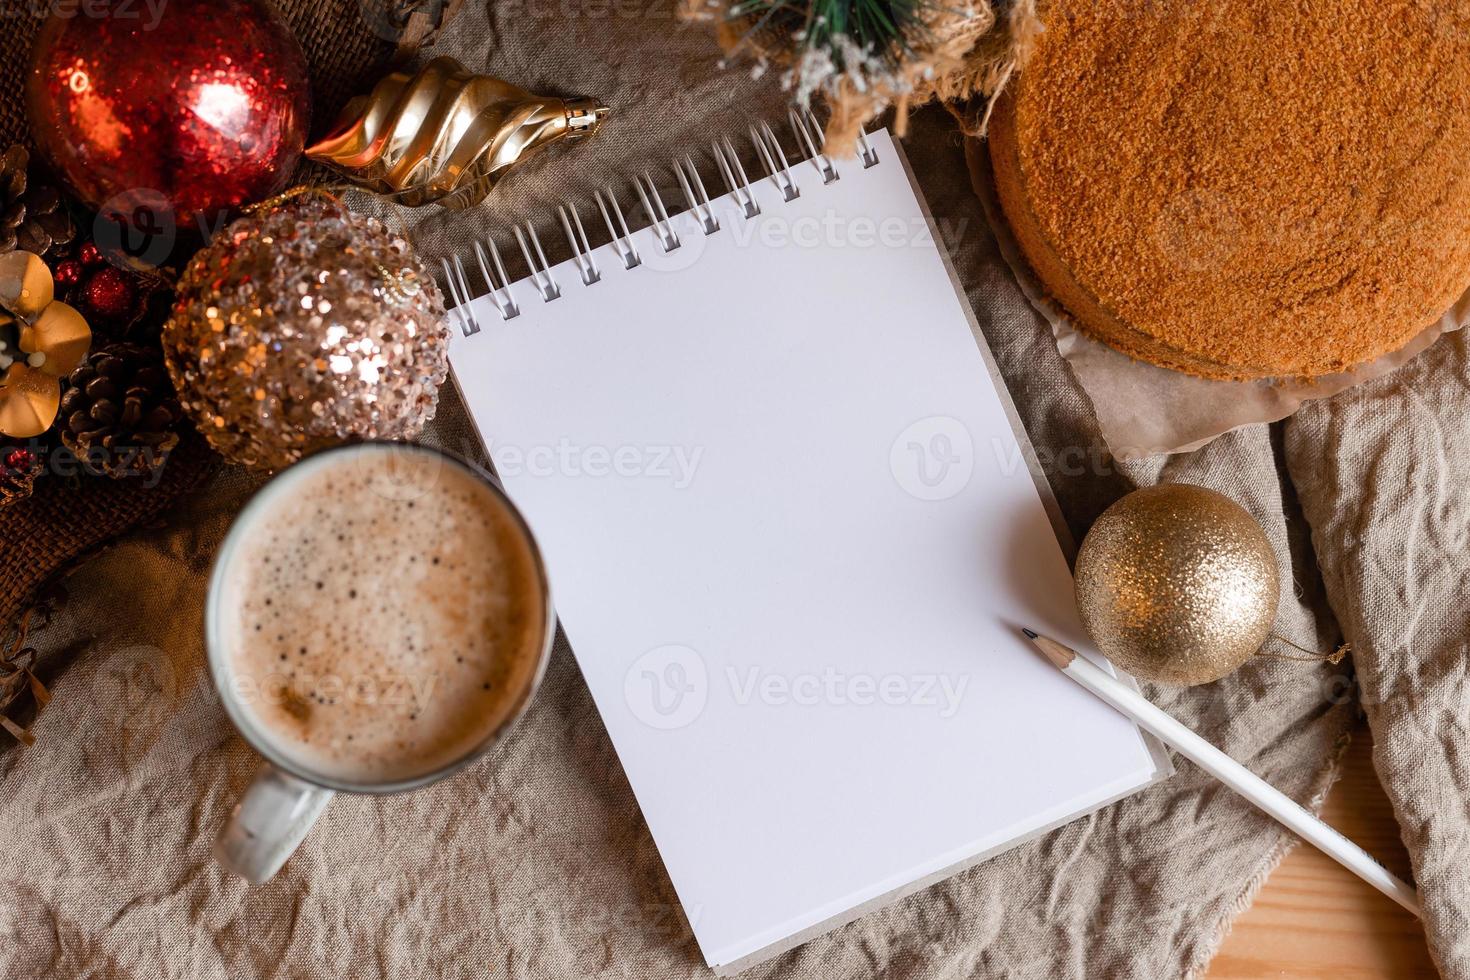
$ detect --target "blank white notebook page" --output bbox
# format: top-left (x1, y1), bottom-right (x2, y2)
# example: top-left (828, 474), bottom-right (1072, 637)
top-left (448, 129), bottom-right (1164, 969)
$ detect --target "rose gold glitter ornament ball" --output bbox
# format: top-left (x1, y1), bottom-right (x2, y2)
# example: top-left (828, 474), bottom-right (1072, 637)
top-left (1073, 484), bottom-right (1280, 687)
top-left (162, 197), bottom-right (449, 470)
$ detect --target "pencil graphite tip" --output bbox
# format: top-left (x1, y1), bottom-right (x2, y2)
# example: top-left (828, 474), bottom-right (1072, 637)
top-left (1020, 628), bottom-right (1076, 669)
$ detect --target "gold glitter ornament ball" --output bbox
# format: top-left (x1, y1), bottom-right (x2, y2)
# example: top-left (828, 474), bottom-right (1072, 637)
top-left (163, 197), bottom-right (449, 470)
top-left (1074, 484), bottom-right (1280, 686)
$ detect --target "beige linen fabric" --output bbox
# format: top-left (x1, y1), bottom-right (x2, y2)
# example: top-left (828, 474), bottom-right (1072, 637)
top-left (0, 337), bottom-right (1358, 980)
top-left (1285, 334), bottom-right (1470, 980)
top-left (0, 3), bottom-right (1394, 977)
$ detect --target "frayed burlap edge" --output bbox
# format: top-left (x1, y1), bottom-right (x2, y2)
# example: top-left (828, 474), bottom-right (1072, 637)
top-left (690, 0), bottom-right (1044, 152)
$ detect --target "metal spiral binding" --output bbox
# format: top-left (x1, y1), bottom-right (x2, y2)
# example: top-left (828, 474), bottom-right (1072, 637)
top-left (441, 256), bottom-right (475, 334)
top-left (473, 239), bottom-right (519, 322)
top-left (634, 172), bottom-right (681, 253)
top-left (441, 233), bottom-right (520, 333)
top-left (558, 203), bottom-right (601, 285)
top-left (750, 121), bottom-right (800, 202)
top-left (789, 105), bottom-right (837, 185)
top-left (676, 155), bottom-right (720, 235)
top-left (445, 116), bottom-right (883, 335)
top-left (714, 135), bottom-right (761, 219)
top-left (595, 187), bottom-right (642, 271)
top-left (513, 223), bottom-right (561, 302)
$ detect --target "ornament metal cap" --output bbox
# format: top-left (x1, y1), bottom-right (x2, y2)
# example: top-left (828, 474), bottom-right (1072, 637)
top-left (305, 57), bottom-right (610, 210)
top-left (564, 98), bottom-right (612, 138)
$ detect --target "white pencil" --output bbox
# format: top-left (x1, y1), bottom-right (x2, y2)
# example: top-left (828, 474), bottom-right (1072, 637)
top-left (1021, 627), bottom-right (1421, 918)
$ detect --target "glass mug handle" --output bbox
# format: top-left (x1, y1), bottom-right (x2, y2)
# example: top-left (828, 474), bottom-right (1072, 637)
top-left (215, 761), bottom-right (334, 883)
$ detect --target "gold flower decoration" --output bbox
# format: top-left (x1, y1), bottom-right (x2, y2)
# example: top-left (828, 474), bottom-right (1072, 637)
top-left (0, 251), bottom-right (90, 437)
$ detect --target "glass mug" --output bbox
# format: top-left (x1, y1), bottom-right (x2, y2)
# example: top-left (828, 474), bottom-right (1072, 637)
top-left (206, 442), bottom-right (554, 882)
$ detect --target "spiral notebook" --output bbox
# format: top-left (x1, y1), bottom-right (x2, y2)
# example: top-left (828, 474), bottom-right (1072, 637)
top-left (444, 121), bottom-right (1170, 973)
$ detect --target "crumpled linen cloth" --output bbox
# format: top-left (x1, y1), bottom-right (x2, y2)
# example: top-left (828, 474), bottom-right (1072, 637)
top-left (9, 1), bottom-right (1465, 976)
top-left (1285, 334), bottom-right (1470, 980)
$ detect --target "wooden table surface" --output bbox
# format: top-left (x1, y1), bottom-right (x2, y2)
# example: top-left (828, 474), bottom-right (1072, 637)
top-left (1208, 723), bottom-right (1436, 978)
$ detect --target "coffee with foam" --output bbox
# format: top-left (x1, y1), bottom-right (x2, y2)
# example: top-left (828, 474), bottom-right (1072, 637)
top-left (216, 447), bottom-right (547, 786)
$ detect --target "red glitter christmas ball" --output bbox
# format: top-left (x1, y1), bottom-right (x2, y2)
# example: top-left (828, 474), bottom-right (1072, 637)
top-left (81, 266), bottom-right (138, 323)
top-left (26, 0), bottom-right (310, 237)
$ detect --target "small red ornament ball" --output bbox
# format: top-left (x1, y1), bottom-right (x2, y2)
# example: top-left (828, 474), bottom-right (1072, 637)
top-left (54, 259), bottom-right (83, 288)
top-left (81, 266), bottom-right (137, 322)
top-left (4, 448), bottom-right (35, 474)
top-left (26, 0), bottom-right (310, 235)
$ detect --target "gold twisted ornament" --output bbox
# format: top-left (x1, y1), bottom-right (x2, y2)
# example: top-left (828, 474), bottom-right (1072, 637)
top-left (306, 57), bottom-right (609, 210)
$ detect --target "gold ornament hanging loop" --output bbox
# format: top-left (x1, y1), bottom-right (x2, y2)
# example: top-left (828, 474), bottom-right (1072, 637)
top-left (243, 184), bottom-right (349, 215)
top-left (1255, 634), bottom-right (1352, 665)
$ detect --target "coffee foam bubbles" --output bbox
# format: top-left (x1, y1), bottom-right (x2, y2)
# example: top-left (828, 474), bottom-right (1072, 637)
top-left (217, 450), bottom-right (545, 786)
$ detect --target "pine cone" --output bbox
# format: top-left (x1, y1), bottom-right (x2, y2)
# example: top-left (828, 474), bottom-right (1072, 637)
top-left (0, 145), bottom-right (77, 258)
top-left (60, 342), bottom-right (182, 478)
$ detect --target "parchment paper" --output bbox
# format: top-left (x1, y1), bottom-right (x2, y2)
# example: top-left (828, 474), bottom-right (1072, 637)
top-left (966, 140), bottom-right (1470, 457)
